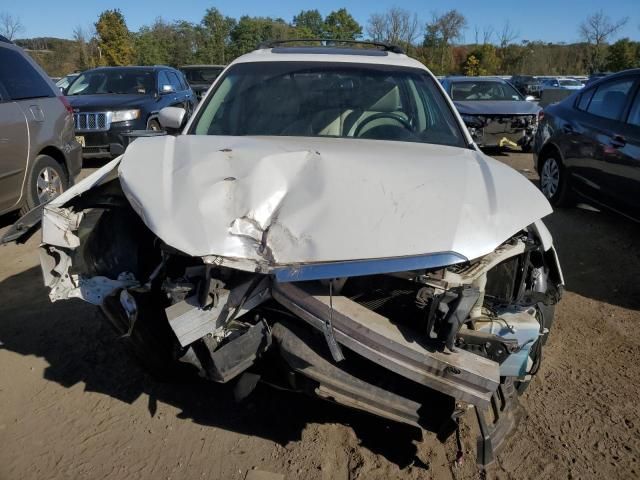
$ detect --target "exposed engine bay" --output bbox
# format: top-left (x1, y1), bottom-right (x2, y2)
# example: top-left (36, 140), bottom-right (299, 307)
top-left (37, 164), bottom-right (563, 466)
top-left (463, 114), bottom-right (539, 150)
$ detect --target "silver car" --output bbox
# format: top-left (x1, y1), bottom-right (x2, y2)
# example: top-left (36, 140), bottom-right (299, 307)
top-left (0, 36), bottom-right (82, 217)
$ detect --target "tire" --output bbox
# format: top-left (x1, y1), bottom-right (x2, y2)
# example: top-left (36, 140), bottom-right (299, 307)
top-left (100, 290), bottom-right (197, 382)
top-left (20, 154), bottom-right (68, 215)
top-left (539, 153), bottom-right (573, 207)
top-left (147, 118), bottom-right (162, 131)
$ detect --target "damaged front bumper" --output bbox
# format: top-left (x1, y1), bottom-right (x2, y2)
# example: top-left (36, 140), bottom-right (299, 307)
top-left (34, 155), bottom-right (563, 467)
top-left (462, 114), bottom-right (539, 149)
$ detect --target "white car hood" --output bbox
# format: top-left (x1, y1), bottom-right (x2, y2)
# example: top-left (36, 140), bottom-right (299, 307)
top-left (116, 135), bottom-right (551, 269)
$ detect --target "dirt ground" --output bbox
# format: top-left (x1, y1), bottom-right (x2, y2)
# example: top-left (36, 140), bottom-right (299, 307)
top-left (1, 150), bottom-right (639, 480)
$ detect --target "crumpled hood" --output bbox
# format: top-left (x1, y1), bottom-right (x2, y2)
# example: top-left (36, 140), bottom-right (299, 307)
top-left (454, 100), bottom-right (541, 116)
top-left (117, 135), bottom-right (552, 265)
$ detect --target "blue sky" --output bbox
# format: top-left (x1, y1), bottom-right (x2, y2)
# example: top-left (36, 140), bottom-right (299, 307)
top-left (7, 0), bottom-right (640, 44)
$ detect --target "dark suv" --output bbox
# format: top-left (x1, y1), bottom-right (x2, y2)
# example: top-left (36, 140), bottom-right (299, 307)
top-left (510, 75), bottom-right (541, 97)
top-left (66, 66), bottom-right (195, 159)
top-left (180, 65), bottom-right (225, 101)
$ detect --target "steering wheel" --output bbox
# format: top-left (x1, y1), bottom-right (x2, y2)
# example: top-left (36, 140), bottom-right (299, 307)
top-left (353, 112), bottom-right (413, 138)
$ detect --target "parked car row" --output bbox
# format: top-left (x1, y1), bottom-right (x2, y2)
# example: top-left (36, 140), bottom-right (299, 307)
top-left (510, 75), bottom-right (591, 98)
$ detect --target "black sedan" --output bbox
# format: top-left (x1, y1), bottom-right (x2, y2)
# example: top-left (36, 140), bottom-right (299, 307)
top-left (534, 69), bottom-right (640, 221)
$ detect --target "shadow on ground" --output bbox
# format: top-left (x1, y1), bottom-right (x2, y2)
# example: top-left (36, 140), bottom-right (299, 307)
top-left (0, 266), bottom-right (425, 469)
top-left (544, 206), bottom-right (640, 310)
top-left (0, 211), bottom-right (19, 230)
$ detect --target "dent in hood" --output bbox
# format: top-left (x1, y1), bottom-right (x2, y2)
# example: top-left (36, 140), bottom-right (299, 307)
top-left (112, 135), bottom-right (551, 268)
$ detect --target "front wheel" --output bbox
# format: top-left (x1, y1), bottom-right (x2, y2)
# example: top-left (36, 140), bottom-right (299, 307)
top-left (147, 118), bottom-right (162, 131)
top-left (21, 154), bottom-right (68, 215)
top-left (539, 154), bottom-right (573, 207)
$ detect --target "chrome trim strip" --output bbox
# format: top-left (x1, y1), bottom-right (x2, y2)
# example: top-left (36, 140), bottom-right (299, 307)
top-left (273, 252), bottom-right (468, 282)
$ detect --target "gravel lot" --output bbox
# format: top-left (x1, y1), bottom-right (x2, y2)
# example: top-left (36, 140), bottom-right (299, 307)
top-left (1, 150), bottom-right (639, 480)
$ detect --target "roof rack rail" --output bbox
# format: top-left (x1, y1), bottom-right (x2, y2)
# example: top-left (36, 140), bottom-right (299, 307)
top-left (257, 39), bottom-right (405, 55)
top-left (0, 35), bottom-right (13, 44)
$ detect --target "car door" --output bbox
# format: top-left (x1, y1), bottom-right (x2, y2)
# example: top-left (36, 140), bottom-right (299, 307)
top-left (167, 71), bottom-right (194, 111)
top-left (565, 76), bottom-right (636, 205)
top-left (0, 59), bottom-right (29, 213)
top-left (176, 71), bottom-right (196, 111)
top-left (159, 70), bottom-right (184, 109)
top-left (157, 70), bottom-right (178, 110)
top-left (603, 80), bottom-right (640, 219)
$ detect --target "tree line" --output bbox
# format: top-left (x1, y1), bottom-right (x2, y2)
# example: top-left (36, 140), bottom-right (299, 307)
top-left (4, 7), bottom-right (639, 77)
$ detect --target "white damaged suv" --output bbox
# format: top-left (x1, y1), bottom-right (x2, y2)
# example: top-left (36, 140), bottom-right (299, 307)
top-left (27, 41), bottom-right (563, 465)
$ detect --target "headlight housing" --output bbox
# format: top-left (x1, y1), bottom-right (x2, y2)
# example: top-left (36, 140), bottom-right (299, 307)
top-left (461, 114), bottom-right (484, 129)
top-left (111, 109), bottom-right (141, 123)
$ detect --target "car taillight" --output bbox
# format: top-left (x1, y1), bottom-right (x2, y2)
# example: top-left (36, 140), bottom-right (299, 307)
top-left (59, 96), bottom-right (73, 116)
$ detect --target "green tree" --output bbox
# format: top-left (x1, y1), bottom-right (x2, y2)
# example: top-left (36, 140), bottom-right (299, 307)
top-left (95, 9), bottom-right (135, 66)
top-left (230, 16), bottom-right (293, 57)
top-left (292, 9), bottom-right (324, 38)
top-left (324, 8), bottom-right (362, 40)
top-left (200, 8), bottom-right (236, 64)
top-left (171, 20), bottom-right (199, 66)
top-left (462, 54), bottom-right (481, 76)
top-left (461, 45), bottom-right (499, 75)
top-left (423, 10), bottom-right (467, 74)
top-left (135, 19), bottom-right (171, 65)
top-left (579, 10), bottom-right (629, 72)
top-left (606, 38), bottom-right (639, 71)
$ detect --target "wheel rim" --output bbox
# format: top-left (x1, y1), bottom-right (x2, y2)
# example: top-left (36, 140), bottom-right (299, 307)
top-left (36, 167), bottom-right (63, 203)
top-left (540, 157), bottom-right (560, 199)
top-left (149, 121), bottom-right (160, 131)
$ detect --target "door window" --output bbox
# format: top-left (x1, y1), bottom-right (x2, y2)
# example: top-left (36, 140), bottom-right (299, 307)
top-left (627, 91), bottom-right (640, 127)
top-left (576, 88), bottom-right (595, 111)
top-left (167, 72), bottom-right (183, 92)
top-left (586, 78), bottom-right (634, 121)
top-left (158, 71), bottom-right (172, 92)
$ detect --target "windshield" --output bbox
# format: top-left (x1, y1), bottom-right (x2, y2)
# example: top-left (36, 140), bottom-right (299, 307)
top-left (451, 81), bottom-right (523, 101)
top-left (560, 79), bottom-right (582, 86)
top-left (190, 62), bottom-right (466, 147)
top-left (67, 70), bottom-right (156, 95)
top-left (182, 67), bottom-right (224, 84)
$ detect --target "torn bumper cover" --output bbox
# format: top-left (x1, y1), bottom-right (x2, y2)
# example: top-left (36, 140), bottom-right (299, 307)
top-left (463, 114), bottom-right (539, 149)
top-left (35, 136), bottom-right (563, 466)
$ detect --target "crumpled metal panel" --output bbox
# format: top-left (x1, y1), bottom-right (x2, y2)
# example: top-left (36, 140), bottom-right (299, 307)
top-left (113, 135), bottom-right (551, 267)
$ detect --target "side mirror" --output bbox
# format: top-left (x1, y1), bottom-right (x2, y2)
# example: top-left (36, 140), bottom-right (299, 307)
top-left (525, 95), bottom-right (536, 102)
top-left (158, 106), bottom-right (186, 131)
top-left (160, 84), bottom-right (175, 95)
